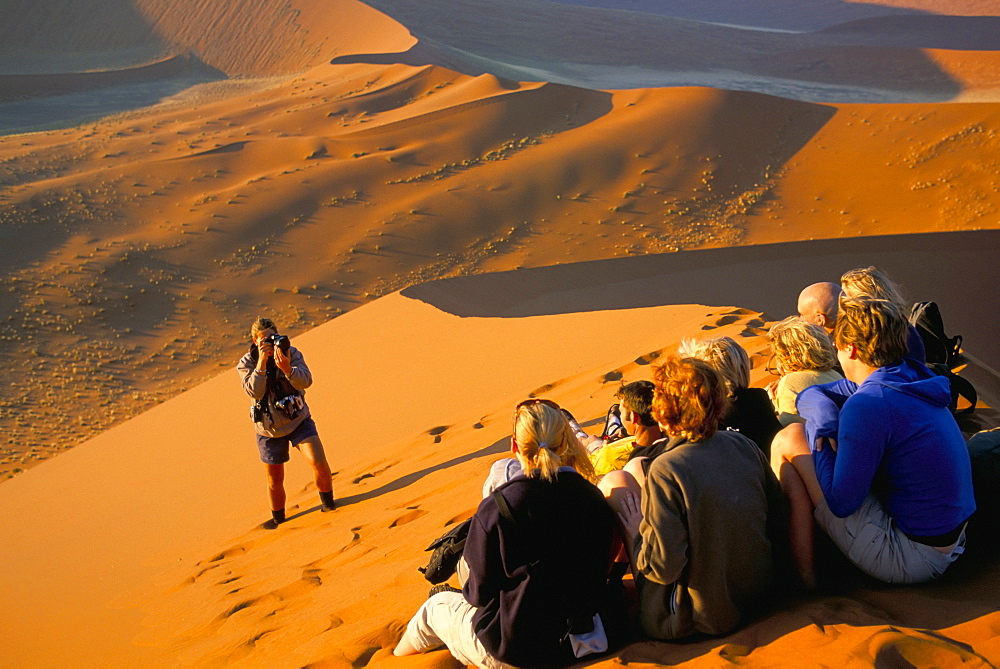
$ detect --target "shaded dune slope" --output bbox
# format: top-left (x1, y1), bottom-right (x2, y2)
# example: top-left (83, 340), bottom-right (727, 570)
top-left (0, 54), bottom-right (223, 102)
top-left (351, 0), bottom-right (1000, 100)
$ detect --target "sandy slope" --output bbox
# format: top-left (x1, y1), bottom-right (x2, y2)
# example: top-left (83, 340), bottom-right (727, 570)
top-left (1, 233), bottom-right (997, 666)
top-left (4, 63), bottom-right (1000, 477)
top-left (1, 1), bottom-right (1000, 663)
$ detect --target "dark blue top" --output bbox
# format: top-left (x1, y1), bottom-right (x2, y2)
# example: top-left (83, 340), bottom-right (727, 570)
top-left (797, 357), bottom-right (975, 537)
top-left (463, 470), bottom-right (614, 666)
top-left (906, 323), bottom-right (927, 363)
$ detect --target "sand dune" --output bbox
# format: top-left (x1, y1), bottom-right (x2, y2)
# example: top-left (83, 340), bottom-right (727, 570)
top-left (2, 2), bottom-right (1000, 665)
top-left (1, 232), bottom-right (997, 666)
top-left (2, 1), bottom-right (1000, 480)
top-left (354, 0), bottom-right (1000, 101)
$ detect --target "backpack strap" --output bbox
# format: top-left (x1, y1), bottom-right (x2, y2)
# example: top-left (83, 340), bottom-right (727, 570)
top-left (949, 369), bottom-right (978, 416)
top-left (927, 363), bottom-right (977, 416)
top-left (493, 488), bottom-right (518, 527)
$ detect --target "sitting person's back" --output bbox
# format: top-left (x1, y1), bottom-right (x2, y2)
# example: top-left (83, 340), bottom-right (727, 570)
top-left (602, 357), bottom-right (786, 640)
top-left (396, 399), bottom-right (615, 666)
top-left (766, 316), bottom-right (843, 426)
top-left (466, 467), bottom-right (613, 664)
top-left (640, 425), bottom-right (780, 638)
top-left (679, 336), bottom-right (781, 455)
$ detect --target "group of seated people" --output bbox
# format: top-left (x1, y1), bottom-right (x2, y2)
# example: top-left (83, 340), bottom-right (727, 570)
top-left (393, 266), bottom-right (977, 667)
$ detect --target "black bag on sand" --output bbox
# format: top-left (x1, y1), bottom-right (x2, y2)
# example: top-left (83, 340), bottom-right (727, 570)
top-left (419, 518), bottom-right (472, 584)
top-left (910, 301), bottom-right (963, 367)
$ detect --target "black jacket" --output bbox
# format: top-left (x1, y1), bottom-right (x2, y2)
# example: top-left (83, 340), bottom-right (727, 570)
top-left (463, 470), bottom-right (614, 666)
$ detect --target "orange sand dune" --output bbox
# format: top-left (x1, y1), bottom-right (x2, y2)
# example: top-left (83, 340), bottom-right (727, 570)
top-left (4, 55), bottom-right (1000, 476)
top-left (1, 232), bottom-right (997, 667)
top-left (0, 0), bottom-right (411, 76)
top-left (1, 3), bottom-right (1000, 663)
top-left (354, 0), bottom-right (1000, 101)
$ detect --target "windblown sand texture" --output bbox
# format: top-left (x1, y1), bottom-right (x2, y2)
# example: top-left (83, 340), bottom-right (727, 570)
top-left (1, 0), bottom-right (999, 666)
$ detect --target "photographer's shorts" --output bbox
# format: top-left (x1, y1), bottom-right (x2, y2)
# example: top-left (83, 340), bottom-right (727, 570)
top-left (814, 493), bottom-right (965, 584)
top-left (256, 416), bottom-right (319, 464)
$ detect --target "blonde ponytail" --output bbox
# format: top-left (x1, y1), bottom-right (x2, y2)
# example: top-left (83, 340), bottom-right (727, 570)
top-left (513, 401), bottom-right (596, 483)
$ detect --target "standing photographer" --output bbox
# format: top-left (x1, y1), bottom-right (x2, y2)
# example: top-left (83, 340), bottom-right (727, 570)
top-left (238, 317), bottom-right (335, 528)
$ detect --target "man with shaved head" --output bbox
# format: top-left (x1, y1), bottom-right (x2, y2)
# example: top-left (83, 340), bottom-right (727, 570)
top-left (797, 282), bottom-right (841, 334)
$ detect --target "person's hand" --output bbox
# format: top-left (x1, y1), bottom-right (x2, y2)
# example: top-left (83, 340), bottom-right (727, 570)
top-left (256, 339), bottom-right (273, 372)
top-left (273, 345), bottom-right (292, 375)
top-left (766, 379), bottom-right (779, 402)
top-left (617, 490), bottom-right (642, 540)
top-left (815, 436), bottom-right (838, 452)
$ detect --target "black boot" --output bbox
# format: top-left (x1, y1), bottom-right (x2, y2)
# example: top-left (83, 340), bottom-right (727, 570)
top-left (262, 508), bottom-right (286, 530)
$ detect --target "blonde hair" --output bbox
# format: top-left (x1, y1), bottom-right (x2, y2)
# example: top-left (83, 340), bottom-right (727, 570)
top-left (767, 316), bottom-right (837, 374)
top-left (834, 296), bottom-right (908, 368)
top-left (677, 336), bottom-right (750, 395)
top-left (841, 266), bottom-right (906, 308)
top-left (651, 357), bottom-right (728, 442)
top-left (513, 401), bottom-right (596, 482)
top-left (249, 317), bottom-right (277, 340)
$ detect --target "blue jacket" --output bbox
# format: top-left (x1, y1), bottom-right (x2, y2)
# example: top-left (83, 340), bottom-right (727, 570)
top-left (797, 358), bottom-right (975, 537)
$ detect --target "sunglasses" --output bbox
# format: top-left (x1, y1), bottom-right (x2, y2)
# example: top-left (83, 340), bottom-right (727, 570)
top-left (511, 398), bottom-right (562, 451)
top-left (765, 354), bottom-right (780, 376)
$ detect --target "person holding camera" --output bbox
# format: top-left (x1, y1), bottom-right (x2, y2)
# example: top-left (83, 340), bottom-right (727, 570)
top-left (238, 317), bottom-right (335, 528)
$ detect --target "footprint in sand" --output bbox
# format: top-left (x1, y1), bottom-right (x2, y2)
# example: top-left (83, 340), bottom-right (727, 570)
top-left (352, 462), bottom-right (396, 484)
top-left (444, 510), bottom-right (475, 526)
top-left (602, 369), bottom-right (624, 383)
top-left (272, 567), bottom-right (323, 599)
top-left (634, 350), bottom-right (662, 366)
top-left (740, 317), bottom-right (769, 337)
top-left (530, 382), bottom-right (557, 396)
top-left (389, 507), bottom-right (429, 528)
top-left (427, 425), bottom-right (449, 443)
top-left (702, 314), bottom-right (742, 329)
top-left (206, 545), bottom-right (249, 564)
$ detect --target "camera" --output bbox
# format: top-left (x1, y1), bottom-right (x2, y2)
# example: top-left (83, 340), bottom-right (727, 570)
top-left (264, 333), bottom-right (291, 354)
top-left (276, 394), bottom-right (303, 419)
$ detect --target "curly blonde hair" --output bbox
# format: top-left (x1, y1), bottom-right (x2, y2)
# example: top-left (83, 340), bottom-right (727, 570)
top-left (651, 357), bottom-right (729, 442)
top-left (677, 336), bottom-right (750, 396)
top-left (767, 316), bottom-right (837, 374)
top-left (513, 401), bottom-right (596, 482)
top-left (841, 266), bottom-right (907, 308)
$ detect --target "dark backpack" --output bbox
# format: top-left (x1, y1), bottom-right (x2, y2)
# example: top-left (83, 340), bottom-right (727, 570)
top-left (418, 518), bottom-right (471, 584)
top-left (909, 301), bottom-right (963, 367)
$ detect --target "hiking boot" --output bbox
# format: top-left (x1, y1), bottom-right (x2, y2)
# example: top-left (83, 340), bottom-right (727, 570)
top-left (428, 583), bottom-right (462, 598)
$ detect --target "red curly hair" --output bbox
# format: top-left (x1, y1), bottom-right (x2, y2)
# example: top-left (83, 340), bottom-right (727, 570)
top-left (651, 356), bottom-right (729, 442)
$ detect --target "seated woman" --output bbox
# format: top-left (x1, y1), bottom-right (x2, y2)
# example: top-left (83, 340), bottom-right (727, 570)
top-left (395, 399), bottom-right (616, 667)
top-left (677, 336), bottom-right (781, 456)
top-left (841, 265), bottom-right (925, 363)
top-left (601, 357), bottom-right (786, 641)
top-left (766, 317), bottom-right (842, 426)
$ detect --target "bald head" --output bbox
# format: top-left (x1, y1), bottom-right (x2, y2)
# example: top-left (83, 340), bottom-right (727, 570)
top-left (797, 282), bottom-right (841, 333)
